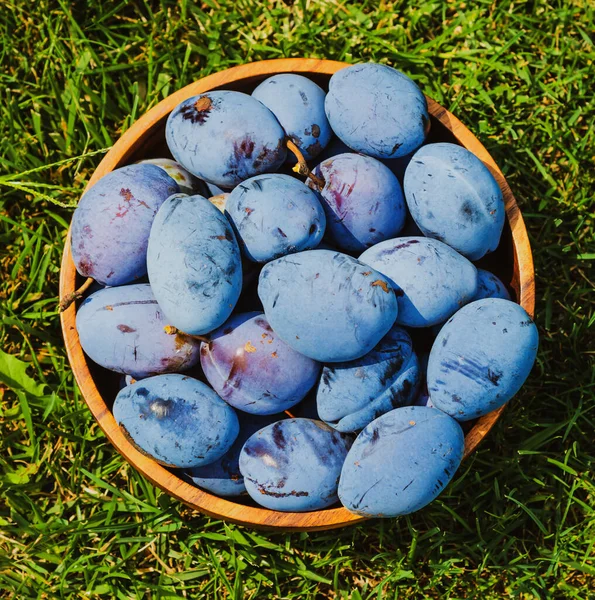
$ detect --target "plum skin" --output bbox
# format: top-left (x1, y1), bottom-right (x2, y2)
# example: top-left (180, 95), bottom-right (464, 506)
top-left (252, 73), bottom-right (332, 161)
top-left (225, 174), bottom-right (326, 263)
top-left (404, 142), bottom-right (505, 260)
top-left (317, 325), bottom-right (420, 432)
top-left (165, 91), bottom-right (287, 188)
top-left (338, 406), bottom-right (464, 517)
top-left (147, 194), bottom-right (243, 336)
top-left (427, 298), bottom-right (539, 421)
top-left (258, 249), bottom-right (399, 362)
top-left (75, 283), bottom-right (200, 378)
top-left (309, 153), bottom-right (406, 253)
top-left (359, 237), bottom-right (478, 328)
top-left (113, 374), bottom-right (239, 469)
top-left (71, 164), bottom-right (179, 286)
top-left (325, 63), bottom-right (430, 159)
top-left (200, 312), bottom-right (321, 415)
top-left (239, 418), bottom-right (353, 511)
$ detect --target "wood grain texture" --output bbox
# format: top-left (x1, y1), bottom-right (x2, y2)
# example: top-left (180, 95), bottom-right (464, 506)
top-left (60, 58), bottom-right (535, 531)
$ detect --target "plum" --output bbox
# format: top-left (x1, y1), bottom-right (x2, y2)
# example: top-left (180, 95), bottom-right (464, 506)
top-left (71, 164), bottom-right (179, 286)
top-left (338, 406), bottom-right (464, 517)
top-left (427, 298), bottom-right (538, 421)
top-left (474, 268), bottom-right (511, 301)
top-left (413, 352), bottom-right (433, 407)
top-left (184, 412), bottom-right (282, 496)
top-left (200, 312), bottom-right (321, 415)
top-left (76, 283), bottom-right (200, 378)
top-left (136, 158), bottom-right (209, 196)
top-left (252, 74), bottom-right (332, 161)
top-left (258, 249), bottom-right (398, 362)
top-left (113, 374), bottom-right (239, 468)
top-left (239, 418), bottom-right (352, 511)
top-left (325, 63), bottom-right (429, 159)
top-left (317, 325), bottom-right (420, 432)
top-left (226, 174), bottom-right (326, 263)
top-left (166, 91), bottom-right (287, 188)
top-left (309, 153), bottom-right (406, 253)
top-left (359, 237), bottom-right (477, 327)
top-left (404, 143), bottom-right (505, 260)
top-left (147, 194), bottom-right (242, 335)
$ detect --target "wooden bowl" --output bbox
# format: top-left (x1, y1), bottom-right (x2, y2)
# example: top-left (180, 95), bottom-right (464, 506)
top-left (60, 58), bottom-right (535, 531)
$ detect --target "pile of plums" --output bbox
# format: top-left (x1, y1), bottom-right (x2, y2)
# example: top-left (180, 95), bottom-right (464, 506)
top-left (69, 63), bottom-right (538, 518)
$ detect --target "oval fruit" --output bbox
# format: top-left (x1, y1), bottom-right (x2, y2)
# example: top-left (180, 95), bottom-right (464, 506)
top-left (200, 312), bottom-right (321, 415)
top-left (113, 374), bottom-right (239, 468)
top-left (147, 194), bottom-right (242, 335)
top-left (239, 418), bottom-right (352, 511)
top-left (427, 298), bottom-right (538, 421)
top-left (258, 249), bottom-right (398, 362)
top-left (252, 73), bottom-right (331, 161)
top-left (309, 153), bottom-right (406, 253)
top-left (338, 406), bottom-right (464, 517)
top-left (184, 412), bottom-right (282, 496)
top-left (226, 174), bottom-right (326, 263)
top-left (71, 164), bottom-right (179, 285)
top-left (404, 143), bottom-right (505, 260)
top-left (325, 63), bottom-right (429, 159)
top-left (359, 237), bottom-right (477, 327)
top-left (166, 91), bottom-right (287, 188)
top-left (317, 325), bottom-right (419, 432)
top-left (76, 284), bottom-right (200, 378)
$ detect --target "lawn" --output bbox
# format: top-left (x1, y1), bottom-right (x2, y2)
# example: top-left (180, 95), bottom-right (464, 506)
top-left (1, 0), bottom-right (594, 598)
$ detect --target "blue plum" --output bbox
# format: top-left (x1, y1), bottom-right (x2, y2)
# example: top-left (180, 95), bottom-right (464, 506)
top-left (325, 63), bottom-right (429, 159)
top-left (76, 284), bottom-right (200, 378)
top-left (359, 237), bottom-right (477, 327)
top-left (239, 418), bottom-right (352, 511)
top-left (200, 312), bottom-right (321, 415)
top-left (113, 374), bottom-right (239, 468)
top-left (309, 153), bottom-right (406, 253)
top-left (427, 298), bottom-right (538, 421)
top-left (338, 406), bottom-right (464, 517)
top-left (404, 143), bottom-right (505, 260)
top-left (317, 325), bottom-right (420, 432)
top-left (474, 268), bottom-right (511, 301)
top-left (71, 164), bottom-right (179, 286)
top-left (252, 74), bottom-right (332, 161)
top-left (258, 249), bottom-right (398, 362)
top-left (136, 158), bottom-right (209, 196)
top-left (226, 174), bottom-right (326, 263)
top-left (147, 194), bottom-right (242, 335)
top-left (184, 412), bottom-right (282, 496)
top-left (166, 91), bottom-right (287, 188)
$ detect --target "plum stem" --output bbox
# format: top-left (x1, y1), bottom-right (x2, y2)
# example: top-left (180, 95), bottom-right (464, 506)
top-left (59, 277), bottom-right (95, 312)
top-left (286, 139), bottom-right (325, 189)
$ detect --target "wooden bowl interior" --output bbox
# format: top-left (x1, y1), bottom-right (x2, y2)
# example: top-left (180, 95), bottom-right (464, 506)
top-left (61, 59), bottom-right (533, 531)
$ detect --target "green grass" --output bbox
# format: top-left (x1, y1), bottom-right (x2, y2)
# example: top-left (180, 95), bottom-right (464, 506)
top-left (1, 0), bottom-right (594, 597)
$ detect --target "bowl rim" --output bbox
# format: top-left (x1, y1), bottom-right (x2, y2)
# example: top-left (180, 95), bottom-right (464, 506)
top-left (59, 57), bottom-right (535, 531)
